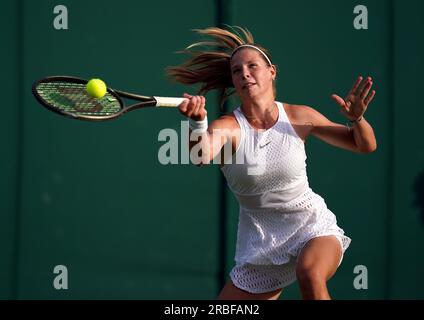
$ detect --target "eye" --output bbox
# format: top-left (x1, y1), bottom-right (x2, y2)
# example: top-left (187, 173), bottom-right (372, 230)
top-left (232, 68), bottom-right (241, 74)
top-left (249, 63), bottom-right (258, 68)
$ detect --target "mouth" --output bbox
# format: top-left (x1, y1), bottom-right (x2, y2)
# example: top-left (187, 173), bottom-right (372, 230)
top-left (242, 83), bottom-right (256, 89)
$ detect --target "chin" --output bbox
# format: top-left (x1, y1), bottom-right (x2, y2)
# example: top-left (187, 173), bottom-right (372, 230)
top-left (243, 91), bottom-right (260, 99)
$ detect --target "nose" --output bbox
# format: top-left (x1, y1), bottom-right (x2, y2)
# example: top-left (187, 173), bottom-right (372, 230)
top-left (241, 67), bottom-right (250, 79)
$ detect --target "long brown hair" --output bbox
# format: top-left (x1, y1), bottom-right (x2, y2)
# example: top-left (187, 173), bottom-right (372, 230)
top-left (166, 26), bottom-right (273, 107)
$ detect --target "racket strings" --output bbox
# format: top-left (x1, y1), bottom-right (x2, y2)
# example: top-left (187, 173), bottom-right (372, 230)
top-left (36, 82), bottom-right (121, 116)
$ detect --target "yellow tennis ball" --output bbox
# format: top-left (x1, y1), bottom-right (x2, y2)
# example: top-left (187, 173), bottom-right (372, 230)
top-left (86, 78), bottom-right (107, 98)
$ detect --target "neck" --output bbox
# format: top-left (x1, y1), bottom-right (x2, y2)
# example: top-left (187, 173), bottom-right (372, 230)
top-left (240, 96), bottom-right (277, 129)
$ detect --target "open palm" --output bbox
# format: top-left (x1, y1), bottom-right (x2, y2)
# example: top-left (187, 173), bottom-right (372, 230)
top-left (331, 76), bottom-right (376, 121)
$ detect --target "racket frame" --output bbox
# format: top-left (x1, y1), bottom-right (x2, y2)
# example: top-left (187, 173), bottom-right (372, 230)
top-left (32, 75), bottom-right (164, 121)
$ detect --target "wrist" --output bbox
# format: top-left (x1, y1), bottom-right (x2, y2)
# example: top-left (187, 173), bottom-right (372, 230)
top-left (349, 115), bottom-right (363, 124)
top-left (189, 116), bottom-right (208, 133)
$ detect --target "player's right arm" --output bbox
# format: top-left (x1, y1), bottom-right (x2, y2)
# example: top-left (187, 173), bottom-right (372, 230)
top-left (178, 93), bottom-right (238, 165)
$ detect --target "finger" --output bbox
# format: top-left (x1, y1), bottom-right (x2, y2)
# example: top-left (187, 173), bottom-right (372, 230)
top-left (357, 76), bottom-right (372, 93)
top-left (199, 96), bottom-right (206, 110)
top-left (198, 96), bottom-right (207, 120)
top-left (331, 94), bottom-right (345, 106)
top-left (181, 93), bottom-right (193, 113)
top-left (332, 94), bottom-right (351, 115)
top-left (196, 96), bottom-right (206, 114)
top-left (331, 94), bottom-right (348, 109)
top-left (192, 96), bottom-right (202, 117)
top-left (178, 99), bottom-right (189, 113)
top-left (360, 80), bottom-right (373, 99)
top-left (364, 90), bottom-right (376, 105)
top-left (347, 76), bottom-right (363, 96)
top-left (186, 96), bottom-right (199, 118)
top-left (356, 76), bottom-right (372, 96)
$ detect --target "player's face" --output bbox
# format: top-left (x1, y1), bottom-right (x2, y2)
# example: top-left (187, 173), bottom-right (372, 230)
top-left (230, 48), bottom-right (276, 100)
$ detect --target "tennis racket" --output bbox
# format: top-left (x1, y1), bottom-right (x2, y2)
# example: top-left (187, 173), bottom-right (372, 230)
top-left (32, 76), bottom-right (187, 121)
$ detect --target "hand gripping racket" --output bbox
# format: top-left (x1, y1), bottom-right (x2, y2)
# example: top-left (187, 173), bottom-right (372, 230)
top-left (32, 76), bottom-right (187, 121)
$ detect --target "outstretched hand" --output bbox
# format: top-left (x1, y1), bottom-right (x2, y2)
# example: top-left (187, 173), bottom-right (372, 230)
top-left (331, 76), bottom-right (376, 121)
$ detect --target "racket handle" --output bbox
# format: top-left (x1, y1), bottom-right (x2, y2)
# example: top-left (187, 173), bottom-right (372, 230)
top-left (154, 96), bottom-right (188, 107)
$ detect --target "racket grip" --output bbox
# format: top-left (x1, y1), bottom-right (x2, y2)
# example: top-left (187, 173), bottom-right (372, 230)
top-left (154, 96), bottom-right (188, 107)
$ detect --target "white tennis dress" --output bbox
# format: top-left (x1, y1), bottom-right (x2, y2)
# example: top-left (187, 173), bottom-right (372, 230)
top-left (220, 102), bottom-right (351, 293)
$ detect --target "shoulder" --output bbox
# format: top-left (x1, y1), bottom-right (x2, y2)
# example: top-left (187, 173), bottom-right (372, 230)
top-left (283, 103), bottom-right (331, 126)
top-left (209, 112), bottom-right (240, 131)
top-left (282, 103), bottom-right (330, 141)
top-left (283, 103), bottom-right (318, 121)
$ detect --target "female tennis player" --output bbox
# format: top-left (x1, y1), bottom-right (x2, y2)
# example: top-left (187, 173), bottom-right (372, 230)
top-left (168, 26), bottom-right (377, 300)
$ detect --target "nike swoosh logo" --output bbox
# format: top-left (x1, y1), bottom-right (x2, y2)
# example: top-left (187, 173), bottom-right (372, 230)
top-left (259, 141), bottom-right (271, 148)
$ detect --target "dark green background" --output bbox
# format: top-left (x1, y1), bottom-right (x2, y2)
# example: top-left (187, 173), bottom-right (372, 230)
top-left (1, 0), bottom-right (423, 299)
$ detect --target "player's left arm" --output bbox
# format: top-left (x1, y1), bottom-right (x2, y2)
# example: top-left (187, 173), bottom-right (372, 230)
top-left (307, 107), bottom-right (377, 153)
top-left (308, 76), bottom-right (377, 153)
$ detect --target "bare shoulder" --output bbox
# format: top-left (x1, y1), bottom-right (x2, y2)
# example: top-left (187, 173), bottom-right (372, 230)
top-left (282, 103), bottom-right (318, 141)
top-left (283, 103), bottom-right (319, 122)
top-left (209, 112), bottom-right (240, 131)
